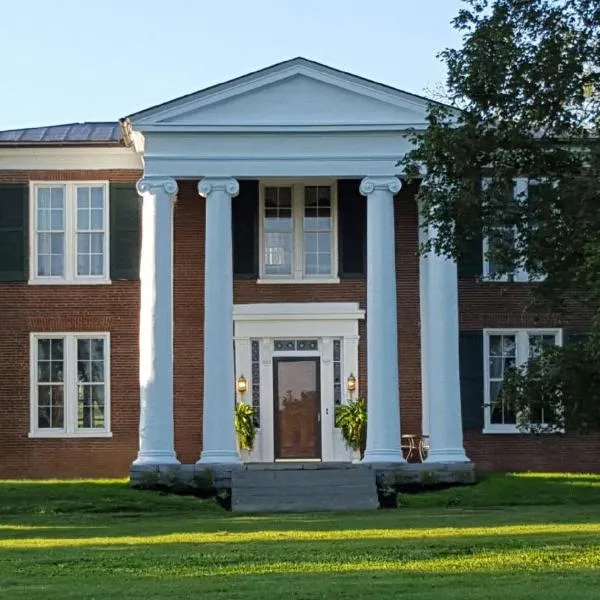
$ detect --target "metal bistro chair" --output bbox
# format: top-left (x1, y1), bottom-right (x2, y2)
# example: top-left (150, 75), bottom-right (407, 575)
top-left (401, 434), bottom-right (430, 462)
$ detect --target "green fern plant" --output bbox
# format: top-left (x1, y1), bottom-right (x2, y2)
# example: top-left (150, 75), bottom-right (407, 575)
top-left (335, 396), bottom-right (367, 459)
top-left (234, 402), bottom-right (257, 451)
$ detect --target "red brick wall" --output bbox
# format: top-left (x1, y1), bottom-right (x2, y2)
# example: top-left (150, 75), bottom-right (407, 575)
top-left (1, 172), bottom-right (597, 477)
top-left (0, 170), bottom-right (142, 478)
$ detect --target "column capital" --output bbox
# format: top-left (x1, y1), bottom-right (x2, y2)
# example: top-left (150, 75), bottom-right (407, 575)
top-left (136, 177), bottom-right (178, 198)
top-left (359, 176), bottom-right (402, 196)
top-left (198, 177), bottom-right (239, 199)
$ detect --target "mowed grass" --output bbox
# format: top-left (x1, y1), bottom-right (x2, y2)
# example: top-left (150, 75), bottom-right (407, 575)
top-left (1, 475), bottom-right (600, 599)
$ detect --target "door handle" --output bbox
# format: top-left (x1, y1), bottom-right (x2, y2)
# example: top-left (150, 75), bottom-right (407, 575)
top-left (318, 412), bottom-right (321, 423)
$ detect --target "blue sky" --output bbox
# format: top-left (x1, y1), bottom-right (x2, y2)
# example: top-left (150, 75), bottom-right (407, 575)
top-left (0, 0), bottom-right (463, 130)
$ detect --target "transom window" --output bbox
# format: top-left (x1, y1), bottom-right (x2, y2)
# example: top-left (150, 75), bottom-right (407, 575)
top-left (483, 329), bottom-right (562, 433)
top-left (30, 182), bottom-right (109, 283)
top-left (30, 333), bottom-right (111, 437)
top-left (260, 182), bottom-right (337, 281)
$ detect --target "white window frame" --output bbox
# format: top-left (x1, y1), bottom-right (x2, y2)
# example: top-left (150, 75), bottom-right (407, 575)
top-left (482, 178), bottom-right (545, 283)
top-left (258, 179), bottom-right (339, 284)
top-left (29, 332), bottom-right (112, 438)
top-left (483, 328), bottom-right (563, 434)
top-left (29, 181), bottom-right (110, 285)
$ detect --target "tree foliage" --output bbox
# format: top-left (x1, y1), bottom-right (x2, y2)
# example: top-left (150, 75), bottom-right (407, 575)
top-left (403, 0), bottom-right (600, 431)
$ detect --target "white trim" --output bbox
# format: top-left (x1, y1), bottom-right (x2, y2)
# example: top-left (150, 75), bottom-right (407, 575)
top-left (0, 146), bottom-right (141, 170)
top-left (257, 278), bottom-right (340, 285)
top-left (29, 181), bottom-right (111, 285)
top-left (130, 58), bottom-right (436, 127)
top-left (483, 328), bottom-right (562, 434)
top-left (234, 302), bottom-right (364, 321)
top-left (29, 332), bottom-right (111, 438)
top-left (258, 179), bottom-right (338, 282)
top-left (233, 303), bottom-right (361, 463)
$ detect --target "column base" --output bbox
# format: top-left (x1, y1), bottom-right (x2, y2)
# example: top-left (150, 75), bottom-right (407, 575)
top-left (197, 450), bottom-right (241, 465)
top-left (132, 451), bottom-right (180, 466)
top-left (362, 449), bottom-right (406, 464)
top-left (425, 448), bottom-right (470, 464)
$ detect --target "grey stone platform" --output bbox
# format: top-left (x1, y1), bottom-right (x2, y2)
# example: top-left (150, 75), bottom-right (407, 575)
top-left (231, 464), bottom-right (379, 512)
top-left (130, 461), bottom-right (475, 512)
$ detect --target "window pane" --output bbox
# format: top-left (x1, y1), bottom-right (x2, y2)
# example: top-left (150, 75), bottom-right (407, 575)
top-left (77, 186), bottom-right (90, 209)
top-left (90, 233), bottom-right (103, 254)
top-left (490, 380), bottom-right (503, 424)
top-left (90, 209), bottom-right (103, 229)
top-left (50, 187), bottom-right (64, 209)
top-left (529, 334), bottom-right (557, 358)
top-left (91, 339), bottom-right (104, 361)
top-left (91, 187), bottom-right (104, 209)
top-left (78, 339), bottom-right (90, 360)
top-left (38, 339), bottom-right (50, 360)
top-left (489, 356), bottom-right (503, 379)
top-left (76, 187), bottom-right (105, 277)
top-left (37, 385), bottom-right (64, 428)
top-left (50, 339), bottom-right (63, 359)
top-left (77, 254), bottom-right (90, 276)
top-left (50, 255), bottom-right (64, 276)
top-left (90, 254), bottom-right (103, 275)
top-left (77, 208), bottom-right (90, 230)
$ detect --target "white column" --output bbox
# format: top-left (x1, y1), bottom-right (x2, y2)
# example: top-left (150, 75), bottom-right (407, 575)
top-left (133, 177), bottom-right (179, 466)
top-left (197, 177), bottom-right (241, 465)
top-left (423, 223), bottom-right (470, 463)
top-left (360, 176), bottom-right (405, 463)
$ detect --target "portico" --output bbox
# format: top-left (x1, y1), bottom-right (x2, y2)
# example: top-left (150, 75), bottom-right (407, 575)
top-left (127, 58), bottom-right (469, 470)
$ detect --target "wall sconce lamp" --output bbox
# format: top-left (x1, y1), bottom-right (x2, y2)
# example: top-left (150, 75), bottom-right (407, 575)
top-left (237, 374), bottom-right (248, 396)
top-left (347, 373), bottom-right (357, 397)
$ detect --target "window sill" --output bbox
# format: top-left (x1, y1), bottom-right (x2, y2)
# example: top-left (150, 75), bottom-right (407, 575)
top-left (481, 275), bottom-right (546, 283)
top-left (257, 277), bottom-right (340, 285)
top-left (29, 431), bottom-right (113, 439)
top-left (482, 427), bottom-right (521, 434)
top-left (28, 278), bottom-right (112, 286)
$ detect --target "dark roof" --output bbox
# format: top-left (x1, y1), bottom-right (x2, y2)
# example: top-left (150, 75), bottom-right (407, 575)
top-left (0, 122), bottom-right (123, 146)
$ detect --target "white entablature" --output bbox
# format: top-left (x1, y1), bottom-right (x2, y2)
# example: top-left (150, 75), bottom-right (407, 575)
top-left (124, 57), bottom-right (444, 178)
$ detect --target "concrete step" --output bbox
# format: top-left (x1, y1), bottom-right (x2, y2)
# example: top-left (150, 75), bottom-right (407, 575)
top-left (231, 466), bottom-right (379, 512)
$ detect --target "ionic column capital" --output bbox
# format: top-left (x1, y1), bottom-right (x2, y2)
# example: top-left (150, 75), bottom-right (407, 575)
top-left (359, 176), bottom-right (402, 197)
top-left (136, 177), bottom-right (178, 198)
top-left (198, 177), bottom-right (239, 199)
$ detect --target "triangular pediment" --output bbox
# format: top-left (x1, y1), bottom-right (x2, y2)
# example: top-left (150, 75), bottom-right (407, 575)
top-left (127, 58), bottom-right (442, 132)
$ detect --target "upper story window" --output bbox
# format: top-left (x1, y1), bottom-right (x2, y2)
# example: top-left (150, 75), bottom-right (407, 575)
top-left (30, 182), bottom-right (109, 284)
top-left (482, 178), bottom-right (544, 282)
top-left (483, 328), bottom-right (562, 433)
top-left (260, 182), bottom-right (338, 282)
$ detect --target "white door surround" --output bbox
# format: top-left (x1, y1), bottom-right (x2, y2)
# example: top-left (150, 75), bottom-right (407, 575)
top-left (233, 303), bottom-right (363, 463)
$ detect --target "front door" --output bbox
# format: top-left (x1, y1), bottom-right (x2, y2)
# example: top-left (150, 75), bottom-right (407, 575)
top-left (273, 357), bottom-right (321, 460)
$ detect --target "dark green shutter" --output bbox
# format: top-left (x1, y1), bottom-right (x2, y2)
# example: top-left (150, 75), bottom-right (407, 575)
top-left (457, 234), bottom-right (483, 278)
top-left (337, 179), bottom-right (366, 276)
top-left (459, 330), bottom-right (485, 430)
top-left (0, 184), bottom-right (28, 281)
top-left (110, 183), bottom-right (140, 280)
top-left (232, 180), bottom-right (259, 278)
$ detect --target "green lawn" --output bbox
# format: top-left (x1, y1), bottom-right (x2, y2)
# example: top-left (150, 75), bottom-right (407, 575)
top-left (1, 474), bottom-right (600, 599)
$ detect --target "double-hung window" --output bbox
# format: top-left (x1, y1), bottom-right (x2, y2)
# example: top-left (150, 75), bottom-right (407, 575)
top-left (260, 182), bottom-right (337, 281)
top-left (483, 329), bottom-right (562, 433)
top-left (31, 182), bottom-right (109, 283)
top-left (30, 333), bottom-right (111, 437)
top-left (482, 178), bottom-right (548, 282)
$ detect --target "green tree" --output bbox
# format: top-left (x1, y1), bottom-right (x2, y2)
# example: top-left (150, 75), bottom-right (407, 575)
top-left (403, 0), bottom-right (600, 431)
